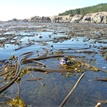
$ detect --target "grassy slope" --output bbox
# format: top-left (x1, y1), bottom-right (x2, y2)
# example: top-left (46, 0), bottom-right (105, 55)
top-left (59, 3), bottom-right (107, 16)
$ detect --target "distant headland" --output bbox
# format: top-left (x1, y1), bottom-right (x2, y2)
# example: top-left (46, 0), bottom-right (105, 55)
top-left (6, 3), bottom-right (107, 24)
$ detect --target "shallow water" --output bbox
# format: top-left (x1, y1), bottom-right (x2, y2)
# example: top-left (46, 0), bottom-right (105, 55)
top-left (0, 22), bottom-right (107, 107)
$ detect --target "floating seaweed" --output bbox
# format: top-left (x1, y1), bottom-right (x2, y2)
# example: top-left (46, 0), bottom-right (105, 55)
top-left (6, 96), bottom-right (27, 107)
top-left (0, 22), bottom-right (107, 106)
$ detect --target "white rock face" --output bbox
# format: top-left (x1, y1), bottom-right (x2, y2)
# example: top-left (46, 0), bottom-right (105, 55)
top-left (70, 14), bottom-right (83, 23)
top-left (11, 12), bottom-right (107, 24)
top-left (81, 12), bottom-right (107, 23)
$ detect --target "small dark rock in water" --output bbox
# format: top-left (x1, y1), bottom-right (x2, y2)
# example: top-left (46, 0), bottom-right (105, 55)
top-left (36, 50), bottom-right (39, 53)
top-left (88, 38), bottom-right (90, 40)
top-left (49, 35), bottom-right (51, 37)
top-left (43, 65), bottom-right (46, 67)
top-left (51, 45), bottom-right (53, 48)
top-left (50, 49), bottom-right (53, 52)
top-left (83, 39), bottom-right (86, 42)
top-left (89, 45), bottom-right (91, 48)
top-left (39, 36), bottom-right (42, 38)
top-left (64, 57), bottom-right (68, 62)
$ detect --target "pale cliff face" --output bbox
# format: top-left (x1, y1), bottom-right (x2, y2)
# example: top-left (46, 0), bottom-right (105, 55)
top-left (50, 12), bottom-right (107, 24)
top-left (80, 12), bottom-right (107, 23)
top-left (9, 12), bottom-right (107, 24)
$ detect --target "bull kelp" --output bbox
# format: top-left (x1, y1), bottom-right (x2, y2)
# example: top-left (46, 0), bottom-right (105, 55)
top-left (0, 22), bottom-right (107, 106)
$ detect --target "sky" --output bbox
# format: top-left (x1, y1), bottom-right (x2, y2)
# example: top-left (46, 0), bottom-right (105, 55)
top-left (0, 0), bottom-right (107, 21)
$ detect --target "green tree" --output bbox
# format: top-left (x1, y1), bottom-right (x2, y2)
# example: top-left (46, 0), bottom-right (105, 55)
top-left (58, 3), bottom-right (107, 16)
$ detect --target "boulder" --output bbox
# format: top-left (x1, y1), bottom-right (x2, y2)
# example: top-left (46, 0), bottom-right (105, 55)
top-left (50, 15), bottom-right (71, 23)
top-left (30, 16), bottom-right (42, 22)
top-left (22, 19), bottom-right (28, 22)
top-left (81, 13), bottom-right (92, 23)
top-left (102, 16), bottom-right (107, 23)
top-left (70, 14), bottom-right (83, 23)
top-left (50, 16), bottom-right (56, 22)
top-left (41, 17), bottom-right (51, 22)
top-left (91, 13), bottom-right (104, 23)
top-left (12, 18), bottom-right (18, 21)
top-left (28, 16), bottom-right (51, 22)
top-left (51, 16), bottom-right (62, 22)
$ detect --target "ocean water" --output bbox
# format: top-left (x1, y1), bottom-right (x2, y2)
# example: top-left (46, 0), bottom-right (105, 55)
top-left (0, 22), bottom-right (107, 107)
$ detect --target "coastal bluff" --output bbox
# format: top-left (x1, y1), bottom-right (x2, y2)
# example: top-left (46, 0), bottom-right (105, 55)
top-left (10, 12), bottom-right (107, 24)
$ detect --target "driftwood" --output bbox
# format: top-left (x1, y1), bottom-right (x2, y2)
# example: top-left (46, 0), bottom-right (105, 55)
top-left (24, 78), bottom-right (43, 81)
top-left (30, 67), bottom-right (76, 73)
top-left (89, 79), bottom-right (107, 82)
top-left (95, 102), bottom-right (101, 107)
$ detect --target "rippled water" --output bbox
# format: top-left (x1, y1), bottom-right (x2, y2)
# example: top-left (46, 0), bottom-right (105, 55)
top-left (0, 22), bottom-right (107, 107)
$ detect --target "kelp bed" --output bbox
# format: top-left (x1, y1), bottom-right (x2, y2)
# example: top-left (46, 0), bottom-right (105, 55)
top-left (0, 22), bottom-right (107, 106)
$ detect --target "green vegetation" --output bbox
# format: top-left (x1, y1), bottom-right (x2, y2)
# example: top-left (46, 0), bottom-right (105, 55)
top-left (59, 3), bottom-right (107, 16)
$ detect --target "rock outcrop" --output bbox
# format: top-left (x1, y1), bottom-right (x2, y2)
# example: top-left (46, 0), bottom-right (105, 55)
top-left (80, 12), bottom-right (107, 24)
top-left (49, 12), bottom-right (107, 24)
top-left (8, 12), bottom-right (107, 24)
top-left (102, 16), bottom-right (107, 23)
top-left (50, 15), bottom-right (72, 23)
top-left (70, 14), bottom-right (83, 23)
top-left (27, 16), bottom-right (51, 22)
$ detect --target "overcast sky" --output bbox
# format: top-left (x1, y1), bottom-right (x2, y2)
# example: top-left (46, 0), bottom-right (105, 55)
top-left (0, 0), bottom-right (107, 21)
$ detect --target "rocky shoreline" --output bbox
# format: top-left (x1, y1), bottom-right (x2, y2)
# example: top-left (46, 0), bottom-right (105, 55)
top-left (8, 11), bottom-right (107, 24)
